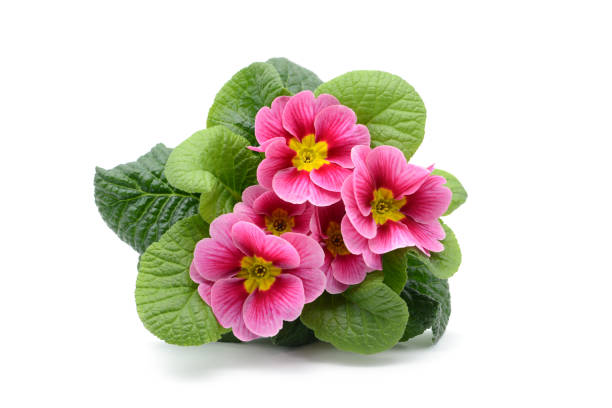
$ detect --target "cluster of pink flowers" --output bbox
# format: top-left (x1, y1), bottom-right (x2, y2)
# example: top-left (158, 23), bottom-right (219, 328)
top-left (190, 91), bottom-right (451, 341)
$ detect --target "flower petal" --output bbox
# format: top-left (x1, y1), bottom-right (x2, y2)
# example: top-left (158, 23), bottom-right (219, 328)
top-left (190, 262), bottom-right (214, 305)
top-left (326, 124), bottom-right (370, 168)
top-left (402, 175), bottom-right (452, 223)
top-left (253, 190), bottom-right (305, 217)
top-left (241, 184), bottom-right (268, 207)
top-left (242, 274), bottom-right (305, 337)
top-left (341, 175), bottom-right (377, 239)
top-left (366, 146), bottom-right (430, 196)
top-left (256, 139), bottom-right (295, 188)
top-left (231, 318), bottom-right (260, 342)
top-left (193, 238), bottom-right (242, 281)
top-left (272, 167), bottom-right (312, 204)
top-left (231, 221), bottom-right (300, 268)
top-left (312, 201), bottom-right (346, 240)
top-left (313, 93), bottom-right (339, 113)
top-left (331, 254), bottom-right (371, 285)
top-left (340, 214), bottom-right (370, 254)
top-left (285, 268), bottom-right (326, 303)
top-left (402, 218), bottom-right (446, 254)
top-left (282, 91), bottom-right (316, 139)
top-left (254, 96), bottom-right (292, 147)
top-left (362, 249), bottom-right (382, 270)
top-left (209, 212), bottom-right (247, 249)
top-left (368, 220), bottom-right (416, 254)
top-left (273, 167), bottom-right (340, 206)
top-left (280, 232), bottom-right (324, 269)
top-left (314, 105), bottom-right (369, 148)
top-left (292, 204), bottom-right (314, 234)
top-left (310, 163), bottom-right (353, 192)
top-left (210, 278), bottom-right (250, 328)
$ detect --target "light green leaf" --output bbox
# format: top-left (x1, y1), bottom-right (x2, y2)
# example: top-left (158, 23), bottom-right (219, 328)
top-left (402, 255), bottom-right (451, 343)
top-left (207, 62), bottom-right (290, 145)
top-left (382, 248), bottom-right (408, 293)
top-left (272, 319), bottom-right (317, 347)
top-left (301, 277), bottom-right (409, 354)
top-left (407, 221), bottom-right (461, 279)
top-left (266, 57), bottom-right (323, 94)
top-left (315, 71), bottom-right (426, 160)
top-left (165, 126), bottom-right (261, 222)
top-left (135, 215), bottom-right (228, 345)
top-left (433, 169), bottom-right (468, 215)
top-left (94, 144), bottom-right (199, 254)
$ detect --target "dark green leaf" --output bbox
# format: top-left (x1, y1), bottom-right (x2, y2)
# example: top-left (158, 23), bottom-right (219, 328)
top-left (382, 248), bottom-right (408, 293)
top-left (94, 144), bottom-right (199, 253)
top-left (272, 319), bottom-right (317, 347)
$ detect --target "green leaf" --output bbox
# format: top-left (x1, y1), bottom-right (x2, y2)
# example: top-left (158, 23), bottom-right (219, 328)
top-left (301, 277), bottom-right (409, 354)
top-left (218, 331), bottom-right (241, 343)
top-left (207, 62), bottom-right (290, 145)
top-left (94, 144), bottom-right (199, 254)
top-left (315, 71), bottom-right (426, 160)
top-left (402, 255), bottom-right (451, 343)
top-left (407, 221), bottom-right (461, 279)
top-left (165, 126), bottom-right (261, 222)
top-left (135, 215), bottom-right (227, 345)
top-left (433, 169), bottom-right (467, 215)
top-left (272, 319), bottom-right (317, 347)
top-left (382, 248), bottom-right (408, 293)
top-left (266, 57), bottom-right (323, 94)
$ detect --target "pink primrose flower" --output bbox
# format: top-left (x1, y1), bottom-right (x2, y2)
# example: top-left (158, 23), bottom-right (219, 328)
top-left (190, 214), bottom-right (325, 341)
top-left (311, 201), bottom-right (381, 294)
top-left (253, 91), bottom-right (370, 206)
top-left (341, 145), bottom-right (452, 256)
top-left (233, 185), bottom-right (313, 236)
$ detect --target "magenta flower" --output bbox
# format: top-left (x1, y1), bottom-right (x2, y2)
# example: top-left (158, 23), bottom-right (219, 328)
top-left (233, 185), bottom-right (313, 236)
top-left (252, 91), bottom-right (370, 206)
top-left (190, 213), bottom-right (326, 341)
top-left (341, 145), bottom-right (452, 256)
top-left (311, 201), bottom-right (381, 294)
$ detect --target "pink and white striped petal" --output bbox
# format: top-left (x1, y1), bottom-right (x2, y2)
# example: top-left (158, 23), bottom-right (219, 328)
top-left (231, 221), bottom-right (300, 269)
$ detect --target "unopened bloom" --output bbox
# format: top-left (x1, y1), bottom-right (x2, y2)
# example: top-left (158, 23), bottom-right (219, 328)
top-left (311, 201), bottom-right (381, 294)
top-left (341, 145), bottom-right (451, 256)
top-left (233, 185), bottom-right (313, 236)
top-left (253, 91), bottom-right (370, 206)
top-left (190, 214), bottom-right (325, 341)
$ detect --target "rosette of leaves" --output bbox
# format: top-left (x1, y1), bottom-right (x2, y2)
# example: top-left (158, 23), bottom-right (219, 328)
top-left (93, 57), bottom-right (467, 353)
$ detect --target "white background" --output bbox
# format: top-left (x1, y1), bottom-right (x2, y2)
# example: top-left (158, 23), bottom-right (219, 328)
top-left (1, 0), bottom-right (611, 406)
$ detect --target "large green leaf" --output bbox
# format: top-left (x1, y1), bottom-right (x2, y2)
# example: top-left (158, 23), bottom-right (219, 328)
top-left (272, 319), bottom-right (317, 347)
top-left (402, 255), bottom-right (451, 343)
top-left (433, 169), bottom-right (467, 215)
top-left (266, 57), bottom-right (323, 94)
top-left (407, 221), bottom-right (461, 279)
top-left (315, 71), bottom-right (426, 160)
top-left (382, 248), bottom-right (408, 293)
top-left (94, 144), bottom-right (199, 254)
top-left (301, 276), bottom-right (409, 354)
top-left (207, 62), bottom-right (290, 145)
top-left (135, 215), bottom-right (227, 345)
top-left (165, 126), bottom-right (261, 222)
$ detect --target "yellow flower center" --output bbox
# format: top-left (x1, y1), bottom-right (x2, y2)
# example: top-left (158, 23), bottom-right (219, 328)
top-left (371, 188), bottom-right (406, 225)
top-left (325, 221), bottom-right (350, 257)
top-left (237, 255), bottom-right (281, 293)
top-left (289, 134), bottom-right (330, 172)
top-left (264, 208), bottom-right (295, 236)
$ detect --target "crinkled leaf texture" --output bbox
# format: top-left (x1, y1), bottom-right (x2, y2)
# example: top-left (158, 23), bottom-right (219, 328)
top-left (382, 248), bottom-right (408, 293)
top-left (207, 62), bottom-right (290, 145)
top-left (164, 126), bottom-right (261, 223)
top-left (94, 144), bottom-right (199, 254)
top-left (401, 254), bottom-right (451, 343)
top-left (315, 70), bottom-right (426, 160)
top-left (433, 169), bottom-right (467, 215)
top-left (272, 319), bottom-right (317, 347)
top-left (266, 57), bottom-right (323, 94)
top-left (301, 274), bottom-right (409, 354)
top-left (135, 215), bottom-right (228, 345)
top-left (408, 221), bottom-right (461, 280)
